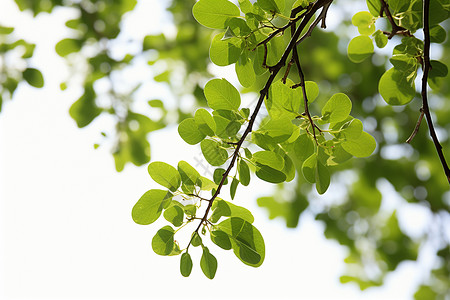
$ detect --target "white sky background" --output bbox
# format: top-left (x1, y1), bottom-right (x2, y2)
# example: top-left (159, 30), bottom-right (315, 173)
top-left (0, 0), bottom-right (425, 299)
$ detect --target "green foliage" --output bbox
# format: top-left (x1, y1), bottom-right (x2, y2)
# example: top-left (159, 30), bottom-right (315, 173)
top-left (5, 0), bottom-right (449, 293)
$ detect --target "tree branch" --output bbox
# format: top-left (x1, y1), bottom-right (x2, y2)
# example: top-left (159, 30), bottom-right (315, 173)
top-left (379, 0), bottom-right (410, 39)
top-left (187, 0), bottom-right (335, 249)
top-left (420, 0), bottom-right (450, 184)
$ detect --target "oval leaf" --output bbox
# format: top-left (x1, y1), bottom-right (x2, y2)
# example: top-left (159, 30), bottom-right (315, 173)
top-left (180, 253), bottom-right (193, 277)
top-left (321, 93), bottom-right (352, 123)
top-left (347, 35), bottom-right (374, 63)
top-left (201, 139), bottom-right (229, 166)
top-left (200, 247), bottom-right (218, 279)
top-left (23, 68), bottom-right (44, 88)
top-left (148, 162), bottom-right (181, 192)
top-left (204, 78), bottom-right (241, 111)
top-left (132, 189), bottom-right (172, 225)
top-left (152, 226), bottom-right (175, 256)
top-left (178, 118), bottom-right (206, 145)
top-left (379, 68), bottom-right (416, 105)
top-left (193, 0), bottom-right (240, 29)
top-left (342, 131), bottom-right (376, 157)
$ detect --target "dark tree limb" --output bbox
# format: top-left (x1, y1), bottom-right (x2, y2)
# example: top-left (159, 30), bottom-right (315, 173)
top-left (419, 0), bottom-right (450, 184)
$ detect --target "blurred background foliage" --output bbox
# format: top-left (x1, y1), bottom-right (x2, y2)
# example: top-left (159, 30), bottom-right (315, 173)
top-left (1, 0), bottom-right (449, 298)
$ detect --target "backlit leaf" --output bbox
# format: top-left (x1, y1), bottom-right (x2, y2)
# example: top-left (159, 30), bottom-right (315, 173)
top-left (193, 0), bottom-right (240, 29)
top-left (148, 161), bottom-right (181, 192)
top-left (200, 247), bottom-right (217, 279)
top-left (152, 226), bottom-right (175, 256)
top-left (204, 78), bottom-right (241, 111)
top-left (132, 189), bottom-right (172, 225)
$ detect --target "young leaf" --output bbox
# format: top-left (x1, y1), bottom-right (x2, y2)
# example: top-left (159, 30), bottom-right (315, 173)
top-left (195, 108), bottom-right (216, 136)
top-left (302, 153), bottom-right (317, 184)
top-left (163, 205), bottom-right (184, 227)
top-left (238, 0), bottom-right (253, 13)
top-left (191, 232), bottom-right (203, 247)
top-left (217, 217), bottom-right (265, 267)
top-left (132, 189), bottom-right (172, 225)
top-left (201, 139), bottom-right (229, 166)
top-left (315, 161), bottom-right (330, 194)
top-left (238, 160), bottom-right (250, 186)
top-left (347, 35), bottom-right (374, 63)
top-left (378, 68), bottom-right (415, 105)
top-left (204, 78), bottom-right (241, 111)
top-left (200, 247), bottom-right (218, 279)
top-left (321, 93), bottom-right (352, 123)
top-left (152, 226), bottom-right (175, 256)
top-left (211, 230), bottom-right (232, 250)
top-left (178, 118), bottom-right (206, 145)
top-left (148, 162), bottom-right (181, 192)
top-left (192, 0), bottom-right (240, 29)
top-left (342, 132), bottom-right (376, 157)
top-left (230, 177), bottom-right (239, 200)
top-left (180, 253), bottom-right (193, 277)
top-left (252, 151), bottom-right (284, 171)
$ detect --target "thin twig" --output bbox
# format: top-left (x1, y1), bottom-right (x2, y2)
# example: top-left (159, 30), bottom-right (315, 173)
top-left (420, 0), bottom-right (450, 184)
top-left (406, 108), bottom-right (424, 144)
top-left (379, 0), bottom-right (410, 39)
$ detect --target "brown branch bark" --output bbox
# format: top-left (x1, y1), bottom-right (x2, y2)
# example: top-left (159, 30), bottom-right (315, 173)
top-left (420, 0), bottom-right (450, 184)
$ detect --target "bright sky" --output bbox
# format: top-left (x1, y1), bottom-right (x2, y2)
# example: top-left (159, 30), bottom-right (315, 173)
top-left (0, 1), bottom-right (424, 299)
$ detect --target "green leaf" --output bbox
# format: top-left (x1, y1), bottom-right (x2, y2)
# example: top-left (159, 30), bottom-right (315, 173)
top-left (379, 68), bottom-right (416, 105)
top-left (342, 132), bottom-right (376, 157)
top-left (217, 217), bottom-right (265, 267)
top-left (132, 189), bottom-right (172, 225)
top-left (210, 199), bottom-right (254, 223)
top-left (0, 26), bottom-right (14, 35)
top-left (429, 25), bottom-right (447, 43)
top-left (321, 93), bottom-right (352, 123)
top-left (293, 134), bottom-right (315, 162)
top-left (299, 81), bottom-right (320, 105)
top-left (178, 160), bottom-right (201, 188)
top-left (180, 253), bottom-right (193, 277)
top-left (201, 139), bottom-right (229, 166)
top-left (302, 153), bottom-right (317, 183)
top-left (193, 0), bottom-right (240, 29)
top-left (259, 118), bottom-right (294, 143)
top-left (210, 32), bottom-right (242, 66)
top-left (148, 162), bottom-right (181, 192)
top-left (366, 0), bottom-right (381, 16)
top-left (281, 153), bottom-right (295, 182)
top-left (163, 205), bottom-right (184, 227)
top-left (195, 108), bottom-right (216, 136)
top-left (255, 164), bottom-right (286, 183)
top-left (257, 0), bottom-right (285, 13)
top-left (373, 30), bottom-right (388, 48)
top-left (200, 176), bottom-right (217, 190)
top-left (341, 118), bottom-right (363, 140)
top-left (204, 78), bottom-right (241, 111)
top-left (252, 151), bottom-right (284, 170)
top-left (200, 247), bottom-right (218, 279)
top-left (55, 38), bottom-right (82, 57)
top-left (152, 226), bottom-right (175, 256)
top-left (213, 168), bottom-right (228, 185)
top-left (315, 161), bottom-right (330, 194)
top-left (352, 11), bottom-right (375, 35)
top-left (230, 177), bottom-right (239, 200)
top-left (178, 118), bottom-right (206, 145)
top-left (238, 0), bottom-right (253, 13)
top-left (191, 232), bottom-right (203, 247)
top-left (211, 230), bottom-right (232, 250)
top-left (347, 35), bottom-right (374, 63)
top-left (69, 84), bottom-right (101, 128)
top-left (238, 160), bottom-right (250, 186)
top-left (266, 79), bottom-right (300, 119)
top-left (23, 68), bottom-right (44, 88)
top-left (236, 55), bottom-right (256, 88)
